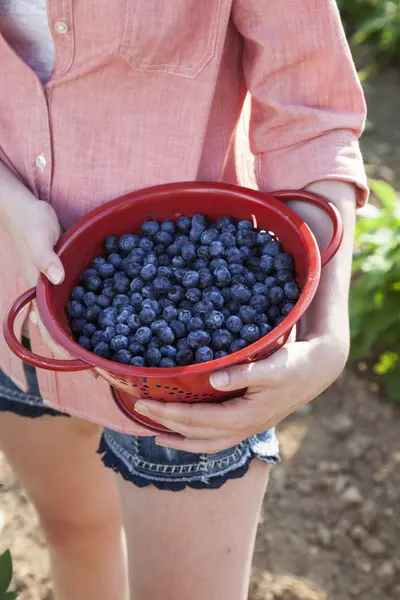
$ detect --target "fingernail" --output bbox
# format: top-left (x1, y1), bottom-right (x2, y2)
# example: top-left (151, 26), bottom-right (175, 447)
top-left (47, 265), bottom-right (63, 285)
top-left (135, 402), bottom-right (149, 415)
top-left (210, 371), bottom-right (230, 388)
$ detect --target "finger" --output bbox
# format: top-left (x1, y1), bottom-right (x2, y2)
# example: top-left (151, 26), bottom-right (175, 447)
top-left (146, 417), bottom-right (231, 440)
top-left (209, 341), bottom-right (313, 391)
top-left (155, 434), bottom-right (243, 454)
top-left (28, 229), bottom-right (65, 285)
top-left (135, 397), bottom-right (251, 432)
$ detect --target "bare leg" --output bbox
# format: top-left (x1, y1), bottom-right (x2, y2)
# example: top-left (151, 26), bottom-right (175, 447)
top-left (119, 459), bottom-right (270, 600)
top-left (0, 412), bottom-right (128, 600)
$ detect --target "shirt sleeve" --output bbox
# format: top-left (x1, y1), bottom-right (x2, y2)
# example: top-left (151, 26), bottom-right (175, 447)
top-left (232, 0), bottom-right (369, 206)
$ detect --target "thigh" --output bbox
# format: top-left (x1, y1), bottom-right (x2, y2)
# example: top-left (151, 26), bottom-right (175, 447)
top-left (118, 458), bottom-right (270, 600)
top-left (0, 411), bottom-right (121, 541)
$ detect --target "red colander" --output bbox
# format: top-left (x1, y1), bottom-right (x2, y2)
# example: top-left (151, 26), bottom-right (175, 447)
top-left (3, 182), bottom-right (342, 432)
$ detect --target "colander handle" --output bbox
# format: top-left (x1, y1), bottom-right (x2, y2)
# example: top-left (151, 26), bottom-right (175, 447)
top-left (272, 190), bottom-right (343, 267)
top-left (3, 288), bottom-right (92, 372)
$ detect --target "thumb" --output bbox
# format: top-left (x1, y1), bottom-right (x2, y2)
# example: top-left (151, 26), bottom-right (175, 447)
top-left (29, 231), bottom-right (65, 285)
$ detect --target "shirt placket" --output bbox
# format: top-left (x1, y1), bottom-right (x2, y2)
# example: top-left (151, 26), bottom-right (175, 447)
top-left (29, 0), bottom-right (74, 204)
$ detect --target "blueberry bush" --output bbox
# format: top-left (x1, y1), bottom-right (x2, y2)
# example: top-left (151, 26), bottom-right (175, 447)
top-left (338, 0), bottom-right (400, 76)
top-left (350, 179), bottom-right (400, 402)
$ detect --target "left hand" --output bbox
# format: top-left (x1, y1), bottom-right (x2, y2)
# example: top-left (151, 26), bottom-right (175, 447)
top-left (134, 329), bottom-right (349, 453)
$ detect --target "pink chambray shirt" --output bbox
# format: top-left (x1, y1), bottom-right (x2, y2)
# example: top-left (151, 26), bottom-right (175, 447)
top-left (0, 0), bottom-right (368, 434)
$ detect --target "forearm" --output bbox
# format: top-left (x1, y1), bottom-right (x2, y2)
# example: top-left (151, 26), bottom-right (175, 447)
top-left (287, 179), bottom-right (357, 343)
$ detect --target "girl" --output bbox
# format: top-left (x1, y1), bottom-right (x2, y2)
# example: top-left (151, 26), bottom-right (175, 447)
top-left (0, 2), bottom-right (367, 599)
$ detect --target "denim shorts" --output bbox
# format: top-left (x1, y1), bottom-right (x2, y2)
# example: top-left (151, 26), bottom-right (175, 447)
top-left (0, 354), bottom-right (279, 491)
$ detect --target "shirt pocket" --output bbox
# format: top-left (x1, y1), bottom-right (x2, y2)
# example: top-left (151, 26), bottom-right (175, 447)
top-left (120, 0), bottom-right (223, 78)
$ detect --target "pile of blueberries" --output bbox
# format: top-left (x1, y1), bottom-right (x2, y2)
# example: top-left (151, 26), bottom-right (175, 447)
top-left (67, 214), bottom-right (300, 368)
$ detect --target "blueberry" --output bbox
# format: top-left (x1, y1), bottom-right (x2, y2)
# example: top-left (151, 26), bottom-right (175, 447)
top-left (229, 263), bottom-right (244, 276)
top-left (129, 293), bottom-right (143, 311)
top-left (161, 220), bottom-right (176, 235)
top-left (168, 285), bottom-right (185, 304)
top-left (215, 350), bottom-right (229, 359)
top-left (110, 335), bottom-right (129, 352)
top-left (97, 294), bottom-right (111, 308)
top-left (89, 255), bottom-right (106, 270)
top-left (237, 219), bottom-right (253, 231)
top-left (252, 283), bottom-right (266, 295)
top-left (159, 298), bottom-right (174, 311)
top-left (135, 327), bottom-right (152, 345)
top-left (226, 315), bottom-right (243, 333)
top-left (260, 254), bottom-right (275, 274)
top-left (261, 240), bottom-right (282, 257)
top-left (211, 329), bottom-right (233, 350)
top-left (204, 310), bottom-right (225, 330)
top-left (241, 324), bottom-right (260, 343)
top-left (71, 286), bottom-right (86, 302)
top-left (78, 335), bottom-right (92, 350)
top-left (113, 294), bottom-right (130, 309)
top-left (198, 268), bottom-right (214, 288)
top-left (167, 243), bottom-right (181, 258)
top-left (157, 266), bottom-right (173, 278)
top-left (175, 350), bottom-right (193, 366)
top-left (216, 216), bottom-right (233, 230)
top-left (160, 345), bottom-right (177, 360)
top-left (221, 307), bottom-right (231, 320)
top-left (181, 242), bottom-right (196, 263)
top-left (86, 274), bottom-right (102, 292)
top-left (182, 271), bottom-right (200, 288)
top-left (157, 327), bottom-right (175, 345)
top-left (247, 272), bottom-right (259, 289)
top-left (176, 216), bottom-right (191, 234)
top-left (140, 264), bottom-right (157, 282)
top-left (221, 223), bottom-right (236, 234)
top-left (239, 246), bottom-right (251, 260)
top-left (158, 357), bottom-right (176, 368)
top-left (185, 288), bottom-right (202, 303)
top-left (193, 300), bottom-right (214, 316)
top-left (116, 323), bottom-right (130, 336)
top-left (231, 284), bottom-right (251, 303)
top-left (119, 234), bottom-right (138, 254)
top-left (227, 299), bottom-right (240, 314)
top-left (83, 323), bottom-right (97, 337)
top-left (178, 309), bottom-right (192, 324)
top-left (172, 268), bottom-right (186, 284)
top-left (148, 337), bottom-right (161, 349)
top-left (267, 305), bottom-right (281, 324)
top-left (210, 258), bottom-right (228, 271)
top-left (187, 316), bottom-right (204, 331)
top-left (104, 236), bottom-right (119, 254)
top-left (189, 226), bottom-right (204, 243)
top-left (130, 356), bottom-right (146, 367)
top-left (276, 270), bottom-right (294, 284)
top-left (200, 229), bottom-right (219, 245)
top-left (188, 330), bottom-right (211, 349)
top-left (281, 302), bottom-right (296, 316)
top-left (172, 255), bottom-right (186, 268)
top-left (247, 256), bottom-right (261, 271)
top-left (255, 314), bottom-right (269, 325)
top-left (128, 278), bottom-right (143, 294)
top-left (113, 349), bottom-right (132, 364)
top-left (236, 230), bottom-right (256, 248)
top-left (154, 243), bottom-right (166, 256)
top-left (260, 323), bottom-right (272, 337)
top-left (70, 318), bottom-right (87, 334)
top-left (170, 320), bottom-right (186, 339)
top-left (219, 232), bottom-right (236, 248)
top-left (93, 342), bottom-right (111, 358)
top-left (85, 305), bottom-right (101, 322)
top-left (176, 337), bottom-right (190, 352)
top-left (238, 305), bottom-right (257, 324)
top-left (129, 341), bottom-right (145, 356)
top-left (102, 326), bottom-right (116, 343)
top-left (161, 306), bottom-right (176, 322)
top-left (151, 319), bottom-right (168, 335)
top-left (141, 285), bottom-right (157, 300)
top-left (214, 266), bottom-right (231, 287)
top-left (114, 275), bottom-right (130, 294)
top-left (209, 241), bottom-right (225, 258)
top-left (256, 231), bottom-right (272, 246)
top-left (268, 286), bottom-right (284, 305)
top-left (142, 299), bottom-right (159, 313)
top-left (264, 276), bottom-right (278, 289)
top-left (249, 295), bottom-right (269, 312)
top-left (108, 253), bottom-right (123, 269)
top-left (225, 247), bottom-right (243, 264)
top-left (197, 245), bottom-right (210, 260)
top-left (221, 288), bottom-right (231, 303)
top-left (203, 291), bottom-right (224, 309)
top-left (138, 238), bottom-right (154, 253)
top-left (83, 292), bottom-right (97, 307)
top-left (141, 220), bottom-right (159, 236)
top-left (274, 252), bottom-right (294, 271)
top-left (67, 301), bottom-right (84, 318)
top-left (98, 308), bottom-right (117, 328)
top-left (92, 330), bottom-right (104, 347)
top-left (231, 274), bottom-right (246, 285)
top-left (98, 262), bottom-right (116, 279)
top-left (146, 347), bottom-right (161, 366)
top-left (195, 346), bottom-right (214, 363)
top-left (284, 281), bottom-right (300, 300)
top-left (102, 285), bottom-right (115, 299)
top-left (129, 248), bottom-right (145, 263)
top-left (82, 268), bottom-right (98, 282)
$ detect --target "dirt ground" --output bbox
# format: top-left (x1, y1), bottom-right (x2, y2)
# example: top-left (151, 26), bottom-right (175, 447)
top-left (1, 70), bottom-right (400, 599)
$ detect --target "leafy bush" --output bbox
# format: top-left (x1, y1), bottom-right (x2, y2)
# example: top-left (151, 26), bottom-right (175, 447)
top-left (338, 0), bottom-right (400, 75)
top-left (0, 549), bottom-right (16, 599)
top-left (350, 179), bottom-right (400, 402)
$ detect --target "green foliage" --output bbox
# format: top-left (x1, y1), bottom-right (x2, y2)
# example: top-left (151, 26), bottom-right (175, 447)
top-left (338, 0), bottom-right (400, 73)
top-left (350, 178), bottom-right (400, 402)
top-left (0, 550), bottom-right (16, 600)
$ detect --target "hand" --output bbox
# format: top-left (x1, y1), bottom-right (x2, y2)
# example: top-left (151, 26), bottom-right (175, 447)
top-left (134, 330), bottom-right (349, 453)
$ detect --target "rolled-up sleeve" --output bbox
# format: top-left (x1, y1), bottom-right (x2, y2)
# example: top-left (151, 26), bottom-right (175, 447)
top-left (233, 0), bottom-right (369, 206)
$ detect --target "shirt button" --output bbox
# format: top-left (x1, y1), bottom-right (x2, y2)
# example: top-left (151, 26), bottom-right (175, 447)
top-left (55, 21), bottom-right (68, 34)
top-left (29, 311), bottom-right (38, 324)
top-left (35, 154), bottom-right (47, 170)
